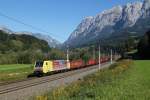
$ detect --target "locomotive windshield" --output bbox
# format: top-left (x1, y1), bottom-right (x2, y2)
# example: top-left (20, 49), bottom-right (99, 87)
top-left (35, 61), bottom-right (43, 67)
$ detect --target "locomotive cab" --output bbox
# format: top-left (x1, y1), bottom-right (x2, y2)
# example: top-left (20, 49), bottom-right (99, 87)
top-left (34, 60), bottom-right (53, 76)
top-left (34, 61), bottom-right (44, 76)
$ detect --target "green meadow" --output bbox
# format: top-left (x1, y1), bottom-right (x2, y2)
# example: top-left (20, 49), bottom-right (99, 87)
top-left (35, 60), bottom-right (150, 100)
top-left (0, 64), bottom-right (33, 83)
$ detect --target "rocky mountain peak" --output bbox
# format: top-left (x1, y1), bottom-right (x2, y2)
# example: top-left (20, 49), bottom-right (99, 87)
top-left (142, 0), bottom-right (150, 17)
top-left (143, 0), bottom-right (150, 10)
top-left (68, 16), bottom-right (94, 40)
top-left (121, 1), bottom-right (142, 27)
top-left (64, 0), bottom-right (150, 47)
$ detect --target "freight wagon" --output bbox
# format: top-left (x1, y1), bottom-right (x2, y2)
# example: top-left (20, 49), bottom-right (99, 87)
top-left (86, 59), bottom-right (96, 66)
top-left (70, 59), bottom-right (85, 69)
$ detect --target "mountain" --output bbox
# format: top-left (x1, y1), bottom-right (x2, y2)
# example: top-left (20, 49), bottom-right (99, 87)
top-left (64, 0), bottom-right (150, 47)
top-left (32, 33), bottom-right (60, 48)
top-left (0, 30), bottom-right (49, 52)
top-left (0, 29), bottom-right (50, 64)
top-left (0, 25), bottom-right (13, 34)
top-left (15, 32), bottom-right (61, 48)
top-left (0, 26), bottom-right (60, 48)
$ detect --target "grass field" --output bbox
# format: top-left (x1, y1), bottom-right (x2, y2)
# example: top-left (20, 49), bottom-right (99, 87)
top-left (0, 64), bottom-right (33, 83)
top-left (34, 60), bottom-right (150, 100)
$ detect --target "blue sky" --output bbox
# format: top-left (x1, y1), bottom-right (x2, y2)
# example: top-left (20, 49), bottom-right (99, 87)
top-left (0, 0), bottom-right (143, 42)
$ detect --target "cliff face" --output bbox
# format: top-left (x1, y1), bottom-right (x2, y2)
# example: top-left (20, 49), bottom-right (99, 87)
top-left (64, 0), bottom-right (150, 47)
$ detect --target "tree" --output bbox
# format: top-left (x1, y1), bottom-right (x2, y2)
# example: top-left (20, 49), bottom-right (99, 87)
top-left (138, 30), bottom-right (150, 59)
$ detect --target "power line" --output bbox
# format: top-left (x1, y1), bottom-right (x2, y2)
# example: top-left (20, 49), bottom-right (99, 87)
top-left (0, 11), bottom-right (64, 39)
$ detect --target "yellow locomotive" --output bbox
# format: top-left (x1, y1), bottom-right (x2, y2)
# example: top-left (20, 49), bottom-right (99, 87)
top-left (34, 60), bottom-right (70, 76)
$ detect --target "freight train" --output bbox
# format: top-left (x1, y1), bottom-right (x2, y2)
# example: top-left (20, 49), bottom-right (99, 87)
top-left (33, 56), bottom-right (114, 76)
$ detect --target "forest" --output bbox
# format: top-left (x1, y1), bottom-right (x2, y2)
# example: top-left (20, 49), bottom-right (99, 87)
top-left (0, 30), bottom-right (65, 64)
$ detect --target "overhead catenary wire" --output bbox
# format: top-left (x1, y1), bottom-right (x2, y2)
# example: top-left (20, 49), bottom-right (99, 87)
top-left (0, 11), bottom-right (64, 39)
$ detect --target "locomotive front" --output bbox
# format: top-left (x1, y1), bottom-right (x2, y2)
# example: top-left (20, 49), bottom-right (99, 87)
top-left (34, 61), bottom-right (44, 76)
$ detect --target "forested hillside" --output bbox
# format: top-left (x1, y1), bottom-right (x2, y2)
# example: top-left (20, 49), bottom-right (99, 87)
top-left (0, 30), bottom-right (65, 64)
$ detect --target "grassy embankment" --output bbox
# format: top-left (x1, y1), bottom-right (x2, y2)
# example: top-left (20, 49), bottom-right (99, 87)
top-left (35, 60), bottom-right (150, 100)
top-left (0, 64), bottom-right (33, 83)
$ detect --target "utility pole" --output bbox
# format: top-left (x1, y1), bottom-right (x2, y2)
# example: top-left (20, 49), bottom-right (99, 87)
top-left (111, 49), bottom-right (113, 64)
top-left (99, 45), bottom-right (101, 70)
top-left (93, 45), bottom-right (95, 60)
top-left (66, 45), bottom-right (70, 68)
top-left (67, 45), bottom-right (69, 62)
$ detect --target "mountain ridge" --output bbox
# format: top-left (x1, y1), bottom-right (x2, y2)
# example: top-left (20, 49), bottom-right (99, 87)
top-left (0, 26), bottom-right (61, 48)
top-left (64, 0), bottom-right (150, 47)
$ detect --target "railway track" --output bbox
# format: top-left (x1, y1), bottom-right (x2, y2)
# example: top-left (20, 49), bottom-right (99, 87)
top-left (0, 64), bottom-right (101, 94)
top-left (0, 62), bottom-right (113, 100)
top-left (0, 77), bottom-right (36, 86)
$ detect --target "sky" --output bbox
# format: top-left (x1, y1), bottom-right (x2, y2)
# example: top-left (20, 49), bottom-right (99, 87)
top-left (0, 0), bottom-right (143, 43)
